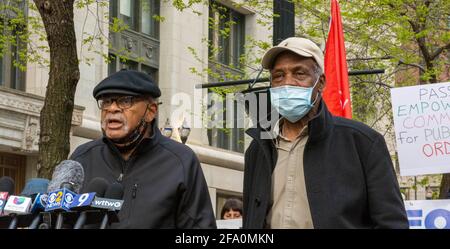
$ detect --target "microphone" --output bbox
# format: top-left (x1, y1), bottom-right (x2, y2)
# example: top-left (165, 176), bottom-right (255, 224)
top-left (47, 160), bottom-right (84, 194)
top-left (45, 160), bottom-right (84, 229)
top-left (99, 182), bottom-right (124, 229)
top-left (21, 178), bottom-right (49, 197)
top-left (3, 195), bottom-right (33, 229)
top-left (20, 178), bottom-right (50, 229)
top-left (0, 176), bottom-right (15, 216)
top-left (3, 178), bottom-right (49, 229)
top-left (72, 177), bottom-right (109, 229)
top-left (28, 193), bottom-right (48, 229)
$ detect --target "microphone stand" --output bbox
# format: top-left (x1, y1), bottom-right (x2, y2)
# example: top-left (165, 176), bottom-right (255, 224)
top-left (28, 214), bottom-right (42, 229)
top-left (99, 211), bottom-right (109, 229)
top-left (8, 214), bottom-right (18, 229)
top-left (55, 212), bottom-right (64, 229)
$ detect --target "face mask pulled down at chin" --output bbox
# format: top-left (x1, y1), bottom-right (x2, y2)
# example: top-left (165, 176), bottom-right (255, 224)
top-left (102, 102), bottom-right (153, 153)
top-left (103, 118), bottom-right (150, 153)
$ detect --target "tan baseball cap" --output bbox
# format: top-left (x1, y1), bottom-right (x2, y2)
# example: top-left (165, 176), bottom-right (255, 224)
top-left (261, 37), bottom-right (324, 71)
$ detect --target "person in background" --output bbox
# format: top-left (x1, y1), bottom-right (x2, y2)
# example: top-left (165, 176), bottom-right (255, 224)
top-left (221, 198), bottom-right (243, 220)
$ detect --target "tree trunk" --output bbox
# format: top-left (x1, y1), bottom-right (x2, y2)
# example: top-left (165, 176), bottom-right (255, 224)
top-left (33, 0), bottom-right (80, 179)
top-left (439, 174), bottom-right (450, 199)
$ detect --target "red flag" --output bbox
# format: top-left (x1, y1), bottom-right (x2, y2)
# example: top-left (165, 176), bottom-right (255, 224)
top-left (323, 0), bottom-right (352, 118)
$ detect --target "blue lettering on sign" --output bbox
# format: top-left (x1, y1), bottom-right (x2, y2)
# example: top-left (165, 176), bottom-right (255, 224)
top-left (407, 209), bottom-right (450, 229)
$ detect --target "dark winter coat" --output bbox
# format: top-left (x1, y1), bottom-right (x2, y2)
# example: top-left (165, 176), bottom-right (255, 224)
top-left (243, 101), bottom-right (408, 229)
top-left (71, 124), bottom-right (216, 229)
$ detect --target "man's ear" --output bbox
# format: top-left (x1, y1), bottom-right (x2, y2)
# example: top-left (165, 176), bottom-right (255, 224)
top-left (318, 74), bottom-right (326, 92)
top-left (145, 102), bottom-right (158, 122)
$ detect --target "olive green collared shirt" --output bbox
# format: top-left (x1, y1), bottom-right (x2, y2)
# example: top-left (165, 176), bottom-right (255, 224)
top-left (266, 120), bottom-right (313, 229)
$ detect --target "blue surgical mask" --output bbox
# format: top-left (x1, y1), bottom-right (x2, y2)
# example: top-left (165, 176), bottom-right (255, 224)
top-left (270, 77), bottom-right (320, 123)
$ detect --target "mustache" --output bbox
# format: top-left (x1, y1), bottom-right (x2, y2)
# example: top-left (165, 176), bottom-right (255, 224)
top-left (102, 114), bottom-right (127, 126)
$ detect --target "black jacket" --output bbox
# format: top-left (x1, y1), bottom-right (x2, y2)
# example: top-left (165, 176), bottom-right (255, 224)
top-left (70, 124), bottom-right (216, 229)
top-left (243, 101), bottom-right (408, 229)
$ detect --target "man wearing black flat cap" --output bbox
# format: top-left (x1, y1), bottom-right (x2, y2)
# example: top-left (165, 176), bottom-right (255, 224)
top-left (70, 70), bottom-right (216, 228)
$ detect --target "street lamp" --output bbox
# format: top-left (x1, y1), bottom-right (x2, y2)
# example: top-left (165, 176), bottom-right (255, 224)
top-left (162, 118), bottom-right (173, 138)
top-left (178, 118), bottom-right (191, 144)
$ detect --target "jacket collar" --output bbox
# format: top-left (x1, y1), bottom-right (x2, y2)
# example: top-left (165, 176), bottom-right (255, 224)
top-left (246, 100), bottom-right (334, 144)
top-left (307, 100), bottom-right (334, 143)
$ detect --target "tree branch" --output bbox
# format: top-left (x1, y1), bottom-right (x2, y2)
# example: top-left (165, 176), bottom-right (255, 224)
top-left (430, 42), bottom-right (450, 61)
top-left (398, 59), bottom-right (426, 72)
top-left (407, 19), bottom-right (432, 63)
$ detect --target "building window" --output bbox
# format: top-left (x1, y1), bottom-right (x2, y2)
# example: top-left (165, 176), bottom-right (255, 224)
top-left (119, 0), bottom-right (137, 30)
top-left (207, 1), bottom-right (246, 153)
top-left (108, 53), bottom-right (158, 83)
top-left (110, 0), bottom-right (159, 38)
top-left (0, 41), bottom-right (25, 91)
top-left (108, 1), bottom-right (160, 81)
top-left (140, 0), bottom-right (159, 37)
top-left (208, 0), bottom-right (245, 68)
top-left (207, 95), bottom-right (245, 153)
top-left (0, 152), bottom-right (26, 194)
top-left (0, 10), bottom-right (26, 91)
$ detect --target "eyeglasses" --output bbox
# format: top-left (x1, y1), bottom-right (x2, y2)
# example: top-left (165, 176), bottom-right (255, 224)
top-left (97, 96), bottom-right (143, 110)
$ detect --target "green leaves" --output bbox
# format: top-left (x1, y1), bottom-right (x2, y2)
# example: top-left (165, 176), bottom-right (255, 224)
top-left (293, 0), bottom-right (448, 120)
top-left (110, 17), bottom-right (128, 33)
top-left (152, 14), bottom-right (165, 22)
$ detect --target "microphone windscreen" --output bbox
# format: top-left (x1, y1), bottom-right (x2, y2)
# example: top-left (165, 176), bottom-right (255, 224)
top-left (21, 178), bottom-right (49, 196)
top-left (47, 160), bottom-right (85, 193)
top-left (104, 182), bottom-right (124, 199)
top-left (0, 176), bottom-right (15, 195)
top-left (86, 177), bottom-right (109, 197)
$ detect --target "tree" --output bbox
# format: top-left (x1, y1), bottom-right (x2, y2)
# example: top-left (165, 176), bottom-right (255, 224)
top-left (32, 0), bottom-right (80, 178)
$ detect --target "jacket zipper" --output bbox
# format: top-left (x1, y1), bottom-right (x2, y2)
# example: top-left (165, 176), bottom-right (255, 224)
top-left (132, 183), bottom-right (138, 198)
top-left (117, 158), bottom-right (137, 226)
top-left (117, 154), bottom-right (136, 182)
top-left (117, 160), bottom-right (129, 182)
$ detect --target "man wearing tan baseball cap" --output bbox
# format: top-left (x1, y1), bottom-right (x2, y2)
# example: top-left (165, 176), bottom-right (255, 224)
top-left (261, 37), bottom-right (324, 72)
top-left (243, 37), bottom-right (408, 229)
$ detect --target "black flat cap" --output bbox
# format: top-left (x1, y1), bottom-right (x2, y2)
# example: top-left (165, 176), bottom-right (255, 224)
top-left (93, 70), bottom-right (161, 99)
